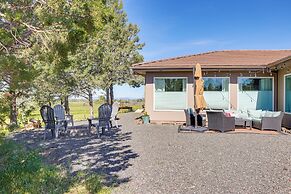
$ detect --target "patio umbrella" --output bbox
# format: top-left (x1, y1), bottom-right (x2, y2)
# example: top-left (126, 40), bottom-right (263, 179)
top-left (194, 63), bottom-right (207, 109)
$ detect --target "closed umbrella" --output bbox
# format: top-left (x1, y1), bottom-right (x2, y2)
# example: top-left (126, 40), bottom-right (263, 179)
top-left (179, 63), bottom-right (208, 132)
top-left (194, 63), bottom-right (207, 109)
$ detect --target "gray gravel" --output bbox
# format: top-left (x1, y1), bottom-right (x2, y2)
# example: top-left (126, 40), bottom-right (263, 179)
top-left (10, 113), bottom-right (291, 194)
top-left (113, 113), bottom-right (291, 194)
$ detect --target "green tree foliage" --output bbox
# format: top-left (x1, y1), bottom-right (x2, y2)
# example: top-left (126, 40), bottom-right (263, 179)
top-left (0, 95), bottom-right (9, 127)
top-left (0, 0), bottom-right (144, 126)
top-left (103, 1), bottom-right (144, 82)
top-left (0, 1), bottom-right (39, 125)
top-left (93, 0), bottom-right (144, 103)
top-left (31, 0), bottom-right (110, 112)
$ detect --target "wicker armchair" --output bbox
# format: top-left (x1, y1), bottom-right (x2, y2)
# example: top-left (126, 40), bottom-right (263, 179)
top-left (282, 113), bottom-right (291, 129)
top-left (206, 111), bottom-right (235, 132)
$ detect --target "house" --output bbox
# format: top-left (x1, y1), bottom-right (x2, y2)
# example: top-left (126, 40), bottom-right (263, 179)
top-left (132, 50), bottom-right (291, 127)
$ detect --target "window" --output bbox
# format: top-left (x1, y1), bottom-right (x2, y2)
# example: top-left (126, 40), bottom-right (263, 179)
top-left (238, 78), bottom-right (273, 110)
top-left (154, 78), bottom-right (187, 110)
top-left (203, 77), bottom-right (230, 110)
top-left (285, 74), bottom-right (291, 113)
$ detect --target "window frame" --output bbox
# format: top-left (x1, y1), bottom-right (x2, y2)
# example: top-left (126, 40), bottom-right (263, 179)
top-left (203, 77), bottom-right (231, 110)
top-left (284, 73), bottom-right (291, 113)
top-left (153, 77), bottom-right (188, 111)
top-left (237, 77), bottom-right (274, 111)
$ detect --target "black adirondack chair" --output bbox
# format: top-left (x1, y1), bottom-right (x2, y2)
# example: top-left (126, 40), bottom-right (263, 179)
top-left (40, 105), bottom-right (56, 139)
top-left (40, 105), bottom-right (68, 139)
top-left (88, 103), bottom-right (112, 136)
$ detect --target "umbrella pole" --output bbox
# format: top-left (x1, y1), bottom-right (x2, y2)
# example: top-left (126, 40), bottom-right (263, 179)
top-left (193, 66), bottom-right (198, 129)
top-left (194, 111), bottom-right (198, 128)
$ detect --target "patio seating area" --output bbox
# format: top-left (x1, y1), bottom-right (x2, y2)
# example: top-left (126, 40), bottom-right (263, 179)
top-left (41, 102), bottom-right (120, 140)
top-left (182, 108), bottom-right (286, 134)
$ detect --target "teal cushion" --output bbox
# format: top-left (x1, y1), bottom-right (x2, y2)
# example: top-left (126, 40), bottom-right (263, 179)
top-left (187, 108), bottom-right (194, 115)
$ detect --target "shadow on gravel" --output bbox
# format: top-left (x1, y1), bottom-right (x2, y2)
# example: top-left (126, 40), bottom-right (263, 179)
top-left (10, 123), bottom-right (139, 188)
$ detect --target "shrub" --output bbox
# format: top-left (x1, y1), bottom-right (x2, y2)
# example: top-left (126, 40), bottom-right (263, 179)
top-left (85, 174), bottom-right (103, 194)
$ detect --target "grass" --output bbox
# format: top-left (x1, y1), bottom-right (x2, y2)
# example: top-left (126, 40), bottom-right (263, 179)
top-left (67, 101), bottom-right (103, 121)
top-left (30, 100), bottom-right (103, 121)
top-left (29, 99), bottom-right (143, 122)
top-left (0, 138), bottom-right (111, 194)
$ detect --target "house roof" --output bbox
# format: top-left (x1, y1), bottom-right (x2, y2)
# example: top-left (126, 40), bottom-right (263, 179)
top-left (132, 50), bottom-right (291, 72)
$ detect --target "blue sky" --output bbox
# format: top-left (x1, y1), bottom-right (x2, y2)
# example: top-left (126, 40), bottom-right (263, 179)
top-left (104, 0), bottom-right (291, 99)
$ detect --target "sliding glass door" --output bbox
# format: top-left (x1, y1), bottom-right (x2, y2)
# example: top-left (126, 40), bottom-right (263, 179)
top-left (285, 74), bottom-right (291, 113)
top-left (238, 77), bottom-right (273, 110)
top-left (203, 77), bottom-right (230, 110)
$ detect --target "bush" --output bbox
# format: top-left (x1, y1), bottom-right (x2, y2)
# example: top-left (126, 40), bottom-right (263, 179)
top-left (0, 128), bottom-right (9, 137)
top-left (0, 139), bottom-right (70, 194)
top-left (85, 174), bottom-right (103, 194)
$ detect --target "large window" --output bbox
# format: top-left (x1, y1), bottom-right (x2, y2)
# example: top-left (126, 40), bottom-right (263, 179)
top-left (238, 77), bottom-right (273, 110)
top-left (203, 77), bottom-right (230, 110)
top-left (154, 77), bottom-right (187, 110)
top-left (285, 74), bottom-right (291, 113)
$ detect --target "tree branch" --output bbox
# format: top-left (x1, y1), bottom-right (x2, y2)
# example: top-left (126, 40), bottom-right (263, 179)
top-left (0, 41), bottom-right (9, 54)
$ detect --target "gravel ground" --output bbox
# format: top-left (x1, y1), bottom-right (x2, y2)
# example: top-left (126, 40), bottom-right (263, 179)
top-left (10, 113), bottom-right (291, 194)
top-left (113, 113), bottom-right (291, 194)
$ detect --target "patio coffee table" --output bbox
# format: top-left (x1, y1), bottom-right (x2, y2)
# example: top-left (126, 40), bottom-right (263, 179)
top-left (235, 118), bottom-right (252, 129)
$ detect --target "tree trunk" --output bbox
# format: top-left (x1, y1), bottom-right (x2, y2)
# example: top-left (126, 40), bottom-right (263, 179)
top-left (88, 90), bottom-right (94, 118)
top-left (109, 84), bottom-right (114, 105)
top-left (9, 92), bottom-right (18, 125)
top-left (64, 96), bottom-right (70, 115)
top-left (106, 88), bottom-right (110, 104)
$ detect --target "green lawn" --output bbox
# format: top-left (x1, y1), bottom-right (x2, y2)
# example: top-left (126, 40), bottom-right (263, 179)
top-left (30, 100), bottom-right (103, 121)
top-left (29, 100), bottom-right (143, 122)
top-left (67, 101), bottom-right (103, 121)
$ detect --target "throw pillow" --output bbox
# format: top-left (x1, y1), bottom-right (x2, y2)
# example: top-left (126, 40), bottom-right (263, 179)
top-left (272, 111), bottom-right (281, 117)
top-left (264, 111), bottom-right (273, 117)
top-left (224, 112), bottom-right (232, 117)
top-left (261, 111), bottom-right (267, 117)
top-left (237, 110), bottom-right (248, 119)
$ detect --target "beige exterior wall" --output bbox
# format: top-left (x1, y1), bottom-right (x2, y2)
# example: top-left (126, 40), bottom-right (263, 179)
top-left (145, 71), bottom-right (276, 123)
top-left (145, 72), bottom-right (194, 123)
top-left (277, 59), bottom-right (291, 111)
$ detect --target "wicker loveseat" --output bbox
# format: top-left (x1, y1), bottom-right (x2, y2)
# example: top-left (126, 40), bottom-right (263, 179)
top-left (249, 110), bottom-right (284, 131)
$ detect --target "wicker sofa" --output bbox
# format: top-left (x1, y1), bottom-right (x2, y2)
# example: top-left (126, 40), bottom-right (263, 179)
top-left (230, 109), bottom-right (284, 131)
top-left (206, 111), bottom-right (235, 132)
top-left (251, 111), bottom-right (284, 131)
